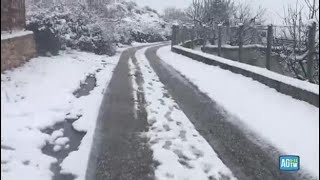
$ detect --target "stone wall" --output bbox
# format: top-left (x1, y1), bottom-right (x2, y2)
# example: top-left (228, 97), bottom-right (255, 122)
top-left (1, 33), bottom-right (37, 72)
top-left (201, 45), bottom-right (290, 76)
top-left (172, 46), bottom-right (319, 107)
top-left (181, 39), bottom-right (204, 49)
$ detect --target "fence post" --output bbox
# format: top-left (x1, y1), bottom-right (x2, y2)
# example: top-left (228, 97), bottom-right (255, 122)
top-left (185, 25), bottom-right (188, 43)
top-left (171, 25), bottom-right (179, 47)
top-left (218, 24), bottom-right (222, 56)
top-left (191, 26), bottom-right (195, 49)
top-left (307, 22), bottom-right (316, 82)
top-left (212, 28), bottom-right (216, 45)
top-left (227, 24), bottom-right (232, 44)
top-left (238, 24), bottom-right (244, 62)
top-left (177, 25), bottom-right (182, 45)
top-left (202, 25), bottom-right (208, 48)
top-left (180, 25), bottom-right (184, 44)
top-left (266, 24), bottom-right (273, 70)
top-left (183, 25), bottom-right (188, 43)
top-left (182, 25), bottom-right (186, 43)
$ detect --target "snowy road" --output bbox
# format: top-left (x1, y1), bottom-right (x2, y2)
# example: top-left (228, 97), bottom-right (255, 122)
top-left (145, 45), bottom-right (317, 180)
top-left (86, 45), bottom-right (155, 180)
top-left (86, 44), bottom-right (236, 180)
top-left (2, 43), bottom-right (317, 180)
top-left (86, 44), bottom-right (318, 180)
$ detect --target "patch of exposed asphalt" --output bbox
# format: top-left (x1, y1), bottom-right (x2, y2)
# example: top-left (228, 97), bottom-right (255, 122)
top-left (73, 74), bottom-right (97, 98)
top-left (41, 73), bottom-right (98, 180)
top-left (41, 116), bottom-right (86, 180)
top-left (85, 46), bottom-right (159, 180)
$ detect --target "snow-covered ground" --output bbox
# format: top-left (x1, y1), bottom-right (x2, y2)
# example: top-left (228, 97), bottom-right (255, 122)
top-left (1, 49), bottom-right (122, 180)
top-left (130, 47), bottom-right (237, 180)
top-left (158, 45), bottom-right (319, 178)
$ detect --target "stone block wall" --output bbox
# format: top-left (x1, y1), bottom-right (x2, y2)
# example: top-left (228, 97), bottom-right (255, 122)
top-left (172, 46), bottom-right (319, 107)
top-left (201, 45), bottom-right (290, 77)
top-left (1, 33), bottom-right (37, 72)
top-left (1, 0), bottom-right (26, 31)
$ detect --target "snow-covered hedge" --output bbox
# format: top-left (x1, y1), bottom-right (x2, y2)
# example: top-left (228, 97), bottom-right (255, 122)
top-left (26, 1), bottom-right (171, 56)
top-left (26, 4), bottom-right (116, 56)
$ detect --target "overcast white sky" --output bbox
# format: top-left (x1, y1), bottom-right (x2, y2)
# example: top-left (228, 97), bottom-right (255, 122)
top-left (132, 0), bottom-right (315, 25)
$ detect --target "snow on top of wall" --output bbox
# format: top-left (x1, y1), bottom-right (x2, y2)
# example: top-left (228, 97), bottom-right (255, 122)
top-left (1, 30), bottom-right (33, 40)
top-left (206, 44), bottom-right (267, 49)
top-left (174, 46), bottom-right (319, 95)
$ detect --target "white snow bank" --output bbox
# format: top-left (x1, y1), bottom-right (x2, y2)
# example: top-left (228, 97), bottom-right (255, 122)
top-left (173, 46), bottom-right (319, 94)
top-left (159, 45), bottom-right (319, 178)
top-left (1, 50), bottom-right (121, 180)
top-left (132, 47), bottom-right (237, 180)
top-left (1, 30), bottom-right (33, 40)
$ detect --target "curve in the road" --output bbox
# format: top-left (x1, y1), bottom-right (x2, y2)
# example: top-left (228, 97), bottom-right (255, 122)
top-left (85, 43), bottom-right (313, 180)
top-left (145, 45), bottom-right (310, 180)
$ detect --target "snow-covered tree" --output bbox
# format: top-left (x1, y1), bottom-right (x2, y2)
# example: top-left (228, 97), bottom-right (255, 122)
top-left (275, 0), bottom-right (319, 83)
top-left (186, 0), bottom-right (234, 27)
top-left (163, 7), bottom-right (190, 25)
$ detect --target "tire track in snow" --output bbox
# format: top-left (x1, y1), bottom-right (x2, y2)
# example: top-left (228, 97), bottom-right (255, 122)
top-left (130, 46), bottom-right (237, 180)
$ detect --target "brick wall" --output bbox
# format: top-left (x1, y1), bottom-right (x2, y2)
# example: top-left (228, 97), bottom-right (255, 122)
top-left (1, 33), bottom-right (37, 72)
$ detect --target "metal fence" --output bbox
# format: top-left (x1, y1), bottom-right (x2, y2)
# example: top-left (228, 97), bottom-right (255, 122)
top-left (172, 22), bottom-right (318, 83)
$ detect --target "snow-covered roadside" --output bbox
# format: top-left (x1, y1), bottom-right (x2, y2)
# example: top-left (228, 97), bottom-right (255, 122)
top-left (173, 46), bottom-right (319, 94)
top-left (58, 53), bottom-right (120, 179)
top-left (158, 45), bottom-right (319, 178)
top-left (1, 49), bottom-right (121, 180)
top-left (131, 47), bottom-right (237, 180)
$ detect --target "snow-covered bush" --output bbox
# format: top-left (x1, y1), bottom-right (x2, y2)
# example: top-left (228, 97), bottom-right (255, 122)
top-left (27, 18), bottom-right (61, 55)
top-left (122, 2), bottom-right (171, 42)
top-left (25, 0), bottom-right (171, 55)
top-left (26, 3), bottom-right (117, 56)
